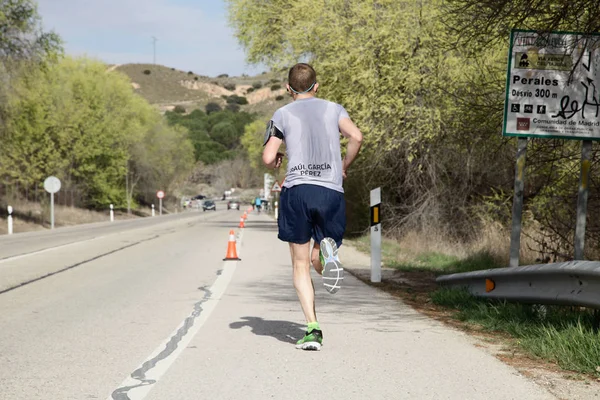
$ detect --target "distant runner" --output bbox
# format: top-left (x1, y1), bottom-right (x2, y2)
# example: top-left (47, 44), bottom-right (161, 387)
top-left (262, 63), bottom-right (363, 350)
top-left (255, 196), bottom-right (262, 213)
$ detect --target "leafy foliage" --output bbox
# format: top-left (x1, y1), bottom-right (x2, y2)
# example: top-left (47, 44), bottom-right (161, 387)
top-left (0, 57), bottom-right (194, 208)
top-left (226, 94), bottom-right (248, 105)
top-left (0, 0), bottom-right (62, 62)
top-left (227, 0), bottom-right (595, 258)
top-left (165, 108), bottom-right (256, 165)
top-left (205, 102), bottom-right (222, 114)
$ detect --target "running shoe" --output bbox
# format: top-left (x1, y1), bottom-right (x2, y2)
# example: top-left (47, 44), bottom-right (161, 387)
top-left (295, 329), bottom-right (323, 351)
top-left (320, 237), bottom-right (344, 294)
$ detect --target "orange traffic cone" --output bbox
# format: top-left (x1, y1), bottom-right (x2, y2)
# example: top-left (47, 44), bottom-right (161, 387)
top-left (223, 230), bottom-right (241, 261)
top-left (239, 217), bottom-right (245, 228)
top-left (243, 211), bottom-right (248, 220)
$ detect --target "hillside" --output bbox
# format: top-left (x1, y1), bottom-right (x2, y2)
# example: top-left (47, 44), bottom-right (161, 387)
top-left (114, 63), bottom-right (291, 117)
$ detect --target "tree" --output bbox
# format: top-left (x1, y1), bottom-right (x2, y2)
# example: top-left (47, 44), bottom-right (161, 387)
top-left (0, 0), bottom-right (62, 61)
top-left (443, 0), bottom-right (600, 48)
top-left (205, 102), bottom-right (222, 114)
top-left (1, 56), bottom-right (194, 209)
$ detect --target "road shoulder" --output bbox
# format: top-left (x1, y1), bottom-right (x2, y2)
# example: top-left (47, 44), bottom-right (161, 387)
top-left (341, 244), bottom-right (600, 400)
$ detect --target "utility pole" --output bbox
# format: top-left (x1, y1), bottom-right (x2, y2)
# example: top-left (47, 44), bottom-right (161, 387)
top-left (152, 36), bottom-right (158, 65)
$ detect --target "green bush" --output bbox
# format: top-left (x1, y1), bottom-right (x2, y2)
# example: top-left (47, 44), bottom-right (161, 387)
top-left (270, 84), bottom-right (281, 91)
top-left (246, 87), bottom-right (255, 94)
top-left (224, 83), bottom-right (236, 91)
top-left (143, 70), bottom-right (151, 75)
top-left (226, 103), bottom-right (240, 113)
top-left (188, 71), bottom-right (194, 75)
top-left (194, 76), bottom-right (198, 81)
top-left (205, 102), bottom-right (222, 114)
top-left (221, 95), bottom-right (228, 100)
top-left (252, 82), bottom-right (263, 89)
top-left (173, 105), bottom-right (186, 114)
top-left (218, 74), bottom-right (229, 78)
top-left (270, 78), bottom-right (280, 84)
top-left (226, 95), bottom-right (248, 105)
top-left (276, 95), bottom-right (284, 101)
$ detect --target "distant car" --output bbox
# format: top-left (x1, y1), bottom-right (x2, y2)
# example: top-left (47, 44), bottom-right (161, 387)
top-left (227, 200), bottom-right (240, 210)
top-left (202, 200), bottom-right (216, 211)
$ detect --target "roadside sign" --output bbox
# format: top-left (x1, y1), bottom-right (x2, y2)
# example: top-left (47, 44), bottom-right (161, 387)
top-left (271, 181), bottom-right (282, 192)
top-left (43, 176), bottom-right (61, 194)
top-left (156, 190), bottom-right (165, 199)
top-left (503, 29), bottom-right (600, 140)
top-left (44, 176), bottom-right (61, 230)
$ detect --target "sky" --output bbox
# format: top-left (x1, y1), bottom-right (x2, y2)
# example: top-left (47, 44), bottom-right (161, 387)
top-left (36, 0), bottom-right (263, 77)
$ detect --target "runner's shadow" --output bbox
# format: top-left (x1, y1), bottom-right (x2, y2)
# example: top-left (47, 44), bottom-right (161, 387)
top-left (229, 316), bottom-right (306, 344)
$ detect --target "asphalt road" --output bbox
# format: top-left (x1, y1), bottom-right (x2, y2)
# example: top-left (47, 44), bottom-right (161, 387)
top-left (0, 206), bottom-right (558, 400)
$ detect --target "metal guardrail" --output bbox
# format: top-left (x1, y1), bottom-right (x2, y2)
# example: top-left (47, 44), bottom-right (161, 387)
top-left (436, 261), bottom-right (600, 309)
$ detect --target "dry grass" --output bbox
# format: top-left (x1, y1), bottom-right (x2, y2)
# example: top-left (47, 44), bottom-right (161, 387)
top-left (112, 64), bottom-right (289, 117)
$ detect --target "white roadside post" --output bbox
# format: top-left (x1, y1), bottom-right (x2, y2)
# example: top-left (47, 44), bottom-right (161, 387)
top-left (152, 204), bottom-right (155, 217)
top-left (7, 205), bottom-right (13, 235)
top-left (370, 188), bottom-right (382, 283)
top-left (43, 176), bottom-right (61, 230)
top-left (110, 204), bottom-right (114, 222)
top-left (274, 201), bottom-right (278, 220)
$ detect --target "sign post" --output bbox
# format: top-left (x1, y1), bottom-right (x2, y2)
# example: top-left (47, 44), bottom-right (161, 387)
top-left (110, 204), bottom-right (114, 222)
top-left (509, 138), bottom-right (528, 268)
top-left (152, 204), bottom-right (155, 217)
top-left (157, 190), bottom-right (165, 216)
top-left (44, 176), bottom-right (61, 230)
top-left (270, 181), bottom-right (282, 219)
top-left (7, 205), bottom-right (13, 235)
top-left (503, 30), bottom-right (600, 263)
top-left (370, 188), bottom-right (382, 283)
top-left (575, 140), bottom-right (592, 259)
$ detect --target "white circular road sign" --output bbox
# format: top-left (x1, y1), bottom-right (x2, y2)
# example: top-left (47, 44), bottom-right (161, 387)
top-left (157, 190), bottom-right (165, 199)
top-left (44, 176), bottom-right (61, 194)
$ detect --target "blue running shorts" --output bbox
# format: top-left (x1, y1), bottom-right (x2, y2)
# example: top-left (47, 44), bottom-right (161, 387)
top-left (278, 184), bottom-right (346, 247)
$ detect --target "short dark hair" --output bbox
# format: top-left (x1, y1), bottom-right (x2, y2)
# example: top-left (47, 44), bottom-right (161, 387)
top-left (288, 63), bottom-right (317, 93)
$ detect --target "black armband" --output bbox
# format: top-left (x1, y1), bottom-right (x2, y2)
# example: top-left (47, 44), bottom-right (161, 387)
top-left (263, 120), bottom-right (284, 146)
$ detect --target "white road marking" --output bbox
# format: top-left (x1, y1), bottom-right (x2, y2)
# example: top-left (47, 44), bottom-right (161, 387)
top-left (108, 230), bottom-right (243, 400)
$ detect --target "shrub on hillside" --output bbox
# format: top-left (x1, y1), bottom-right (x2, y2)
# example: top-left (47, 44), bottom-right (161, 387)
top-left (226, 95), bottom-right (248, 105)
top-left (252, 82), bottom-right (263, 89)
top-left (188, 71), bottom-right (194, 75)
top-left (270, 78), bottom-right (280, 84)
top-left (218, 74), bottom-right (229, 78)
top-left (173, 105), bottom-right (186, 114)
top-left (270, 84), bottom-right (281, 91)
top-left (224, 83), bottom-right (236, 91)
top-left (171, 67), bottom-right (175, 70)
top-left (194, 77), bottom-right (198, 81)
top-left (205, 102), bottom-right (222, 114)
top-left (143, 70), bottom-right (151, 75)
top-left (276, 95), bottom-right (284, 101)
top-left (246, 87), bottom-right (255, 94)
top-left (226, 103), bottom-right (240, 113)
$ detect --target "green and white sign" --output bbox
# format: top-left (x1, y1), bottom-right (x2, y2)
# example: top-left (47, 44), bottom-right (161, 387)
top-left (503, 29), bottom-right (600, 140)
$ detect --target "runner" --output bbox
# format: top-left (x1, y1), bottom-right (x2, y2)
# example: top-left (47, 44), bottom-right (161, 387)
top-left (255, 196), bottom-right (262, 213)
top-left (262, 63), bottom-right (363, 350)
